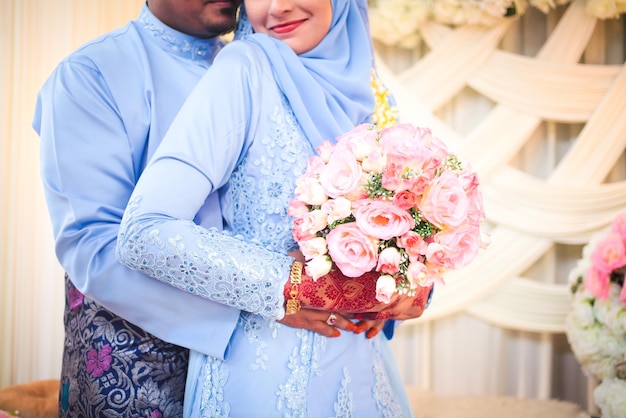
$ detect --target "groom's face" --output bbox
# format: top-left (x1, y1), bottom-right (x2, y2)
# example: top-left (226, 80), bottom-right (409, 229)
top-left (148, 0), bottom-right (242, 39)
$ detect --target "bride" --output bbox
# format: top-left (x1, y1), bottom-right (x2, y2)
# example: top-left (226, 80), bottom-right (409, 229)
top-left (117, 0), bottom-right (431, 416)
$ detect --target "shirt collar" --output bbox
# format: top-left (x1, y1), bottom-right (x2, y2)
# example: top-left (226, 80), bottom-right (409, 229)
top-left (137, 4), bottom-right (223, 62)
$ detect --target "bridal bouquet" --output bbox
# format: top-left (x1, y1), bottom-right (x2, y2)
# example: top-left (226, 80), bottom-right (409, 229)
top-left (565, 211), bottom-right (626, 418)
top-left (289, 123), bottom-right (486, 303)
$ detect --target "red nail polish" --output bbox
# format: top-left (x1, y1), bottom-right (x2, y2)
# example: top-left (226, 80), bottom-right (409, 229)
top-left (366, 329), bottom-right (379, 339)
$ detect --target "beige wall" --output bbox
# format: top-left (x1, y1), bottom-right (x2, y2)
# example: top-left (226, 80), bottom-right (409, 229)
top-left (1, 0), bottom-right (144, 387)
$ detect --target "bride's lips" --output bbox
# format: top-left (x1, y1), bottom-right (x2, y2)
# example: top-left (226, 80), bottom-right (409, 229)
top-left (270, 19), bottom-right (306, 35)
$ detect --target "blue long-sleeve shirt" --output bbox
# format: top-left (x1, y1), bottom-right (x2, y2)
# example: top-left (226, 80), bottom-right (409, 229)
top-left (33, 5), bottom-right (240, 358)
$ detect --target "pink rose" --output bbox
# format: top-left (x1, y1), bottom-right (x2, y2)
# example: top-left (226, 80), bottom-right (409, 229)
top-left (397, 230), bottom-right (428, 263)
top-left (319, 147), bottom-right (362, 199)
top-left (381, 160), bottom-right (415, 193)
top-left (326, 223), bottom-right (378, 277)
top-left (433, 225), bottom-right (482, 269)
top-left (352, 199), bottom-right (415, 240)
top-left (380, 124), bottom-right (444, 172)
top-left (419, 170), bottom-right (469, 229)
top-left (292, 218), bottom-right (316, 242)
top-left (458, 168), bottom-right (485, 226)
top-left (393, 190), bottom-right (419, 211)
top-left (336, 123), bottom-right (380, 161)
top-left (375, 275), bottom-right (397, 304)
top-left (406, 261), bottom-right (431, 287)
top-left (611, 211), bottom-right (626, 244)
top-left (305, 255), bottom-right (333, 280)
top-left (288, 199), bottom-right (309, 219)
top-left (425, 135), bottom-right (450, 170)
top-left (425, 241), bottom-right (456, 270)
top-left (303, 155), bottom-right (325, 178)
top-left (584, 265), bottom-right (611, 299)
top-left (376, 247), bottom-right (402, 275)
top-left (299, 236), bottom-right (328, 260)
top-left (317, 141), bottom-right (335, 163)
top-left (321, 197), bottom-right (352, 224)
top-left (379, 124), bottom-right (427, 158)
top-left (590, 233), bottom-right (626, 273)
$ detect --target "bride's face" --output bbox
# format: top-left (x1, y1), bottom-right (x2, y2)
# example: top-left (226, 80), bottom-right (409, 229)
top-left (245, 0), bottom-right (332, 55)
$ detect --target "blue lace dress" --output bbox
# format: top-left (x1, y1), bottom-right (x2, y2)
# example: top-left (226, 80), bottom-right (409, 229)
top-left (117, 41), bottom-right (414, 418)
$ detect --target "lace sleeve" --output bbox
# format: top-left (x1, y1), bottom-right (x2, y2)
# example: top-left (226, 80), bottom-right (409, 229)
top-left (117, 196), bottom-right (292, 320)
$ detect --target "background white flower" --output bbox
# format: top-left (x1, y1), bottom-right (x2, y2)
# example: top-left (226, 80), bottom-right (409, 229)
top-left (367, 0), bottom-right (625, 48)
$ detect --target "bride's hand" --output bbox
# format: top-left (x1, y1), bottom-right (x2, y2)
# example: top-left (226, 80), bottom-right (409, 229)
top-left (278, 307), bottom-right (357, 338)
top-left (353, 319), bottom-right (387, 339)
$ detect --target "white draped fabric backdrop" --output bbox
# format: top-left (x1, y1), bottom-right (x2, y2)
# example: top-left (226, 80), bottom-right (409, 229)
top-left (1, 0), bottom-right (624, 414)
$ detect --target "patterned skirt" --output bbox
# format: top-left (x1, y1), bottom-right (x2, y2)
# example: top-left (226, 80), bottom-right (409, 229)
top-left (59, 274), bottom-right (188, 418)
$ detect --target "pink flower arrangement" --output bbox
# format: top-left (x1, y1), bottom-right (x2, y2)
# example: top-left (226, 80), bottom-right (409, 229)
top-left (580, 211), bottom-right (626, 305)
top-left (290, 122), bottom-right (487, 303)
top-left (566, 211), bottom-right (626, 417)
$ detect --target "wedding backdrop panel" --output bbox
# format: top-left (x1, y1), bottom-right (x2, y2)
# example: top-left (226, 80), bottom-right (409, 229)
top-left (1, 0), bottom-right (624, 413)
top-left (371, 0), bottom-right (626, 411)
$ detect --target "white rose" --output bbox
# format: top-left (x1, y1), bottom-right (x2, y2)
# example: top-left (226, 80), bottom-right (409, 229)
top-left (300, 209), bottom-right (328, 235)
top-left (375, 274), bottom-right (397, 304)
top-left (321, 197), bottom-right (352, 224)
top-left (361, 149), bottom-right (387, 173)
top-left (299, 237), bottom-right (328, 261)
top-left (294, 177), bottom-right (328, 206)
top-left (305, 255), bottom-right (333, 280)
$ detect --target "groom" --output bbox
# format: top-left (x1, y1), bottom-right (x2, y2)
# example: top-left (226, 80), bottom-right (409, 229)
top-left (33, 0), bottom-right (365, 415)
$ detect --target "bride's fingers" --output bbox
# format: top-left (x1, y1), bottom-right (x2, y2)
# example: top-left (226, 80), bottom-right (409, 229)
top-left (279, 309), bottom-right (360, 338)
top-left (354, 319), bottom-right (386, 339)
top-left (327, 312), bottom-right (357, 333)
top-left (279, 308), bottom-right (340, 337)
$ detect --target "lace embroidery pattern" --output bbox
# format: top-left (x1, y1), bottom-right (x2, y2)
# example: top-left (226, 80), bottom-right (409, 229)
top-left (276, 331), bottom-right (314, 417)
top-left (238, 312), bottom-right (271, 371)
top-left (118, 205), bottom-right (290, 320)
top-left (226, 101), bottom-right (313, 253)
top-left (333, 367), bottom-right (355, 418)
top-left (201, 357), bottom-right (230, 418)
top-left (274, 332), bottom-right (326, 416)
top-left (372, 339), bottom-right (403, 418)
top-left (138, 8), bottom-right (219, 58)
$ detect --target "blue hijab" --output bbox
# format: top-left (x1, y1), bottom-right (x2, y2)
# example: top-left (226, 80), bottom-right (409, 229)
top-left (236, 0), bottom-right (375, 151)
